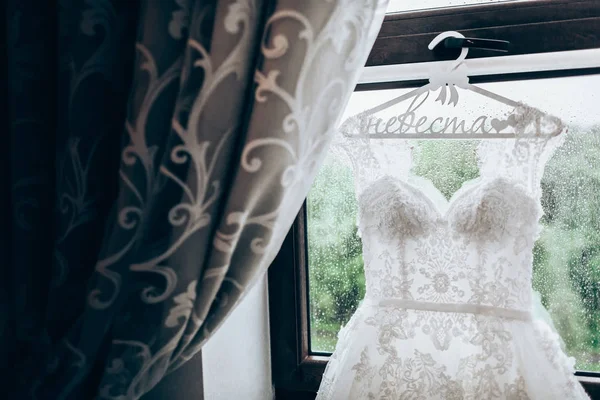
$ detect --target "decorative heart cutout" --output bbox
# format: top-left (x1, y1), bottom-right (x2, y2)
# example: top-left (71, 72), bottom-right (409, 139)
top-left (491, 118), bottom-right (509, 132)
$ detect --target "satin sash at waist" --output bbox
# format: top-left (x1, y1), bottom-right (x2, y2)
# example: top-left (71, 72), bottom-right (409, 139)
top-left (362, 297), bottom-right (532, 321)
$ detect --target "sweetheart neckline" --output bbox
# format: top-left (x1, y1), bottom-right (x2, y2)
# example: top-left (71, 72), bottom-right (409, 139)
top-left (402, 174), bottom-right (483, 219)
top-left (359, 174), bottom-right (537, 222)
top-left (393, 175), bottom-right (482, 221)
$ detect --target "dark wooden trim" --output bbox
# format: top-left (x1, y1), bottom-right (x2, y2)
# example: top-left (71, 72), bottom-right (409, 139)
top-left (581, 380), bottom-right (600, 398)
top-left (268, 215), bottom-right (301, 390)
top-left (378, 0), bottom-right (600, 35)
top-left (578, 370), bottom-right (600, 397)
top-left (268, 203), bottom-right (335, 394)
top-left (274, 388), bottom-right (317, 400)
top-left (297, 205), bottom-right (310, 363)
top-left (269, 205), bottom-right (327, 392)
top-left (366, 0), bottom-right (600, 66)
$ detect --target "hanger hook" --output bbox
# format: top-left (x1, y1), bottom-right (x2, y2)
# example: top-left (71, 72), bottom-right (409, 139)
top-left (428, 31), bottom-right (468, 65)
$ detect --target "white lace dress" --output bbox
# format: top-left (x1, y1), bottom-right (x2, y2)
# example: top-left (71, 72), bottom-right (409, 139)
top-left (315, 123), bottom-right (590, 399)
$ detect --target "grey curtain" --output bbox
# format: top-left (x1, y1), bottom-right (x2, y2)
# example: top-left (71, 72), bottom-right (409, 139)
top-left (3, 0), bottom-right (388, 398)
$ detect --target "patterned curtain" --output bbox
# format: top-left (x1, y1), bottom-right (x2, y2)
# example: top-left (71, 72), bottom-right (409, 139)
top-left (3, 0), bottom-right (388, 398)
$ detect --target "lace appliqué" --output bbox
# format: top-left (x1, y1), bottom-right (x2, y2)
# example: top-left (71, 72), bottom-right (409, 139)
top-left (316, 122), bottom-right (587, 399)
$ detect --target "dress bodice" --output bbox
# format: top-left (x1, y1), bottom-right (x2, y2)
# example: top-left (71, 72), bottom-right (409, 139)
top-left (357, 174), bottom-right (540, 311)
top-left (331, 116), bottom-right (565, 313)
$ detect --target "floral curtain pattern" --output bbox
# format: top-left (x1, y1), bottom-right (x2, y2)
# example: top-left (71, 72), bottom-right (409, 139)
top-left (3, 0), bottom-right (388, 398)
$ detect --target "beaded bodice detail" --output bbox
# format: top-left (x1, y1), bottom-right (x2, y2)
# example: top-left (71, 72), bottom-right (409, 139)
top-left (331, 120), bottom-right (564, 313)
top-left (358, 174), bottom-right (540, 312)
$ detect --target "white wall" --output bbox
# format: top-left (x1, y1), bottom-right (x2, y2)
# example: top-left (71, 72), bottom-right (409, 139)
top-left (202, 274), bottom-right (273, 400)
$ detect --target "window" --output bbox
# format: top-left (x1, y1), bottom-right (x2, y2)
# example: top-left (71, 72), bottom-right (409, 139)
top-left (269, 1), bottom-right (600, 398)
top-left (309, 75), bottom-right (600, 363)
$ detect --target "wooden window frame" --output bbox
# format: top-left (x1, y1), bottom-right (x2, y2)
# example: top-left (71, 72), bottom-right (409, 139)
top-left (269, 1), bottom-right (600, 398)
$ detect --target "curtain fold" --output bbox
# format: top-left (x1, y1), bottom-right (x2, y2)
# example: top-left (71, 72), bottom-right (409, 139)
top-left (3, 0), bottom-right (389, 398)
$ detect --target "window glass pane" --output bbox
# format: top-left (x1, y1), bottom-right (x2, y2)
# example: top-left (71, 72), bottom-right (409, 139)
top-left (307, 73), bottom-right (600, 373)
top-left (387, 0), bottom-right (523, 13)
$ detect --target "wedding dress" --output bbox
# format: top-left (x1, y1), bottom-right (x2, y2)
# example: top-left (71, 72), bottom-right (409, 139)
top-left (315, 118), bottom-right (590, 400)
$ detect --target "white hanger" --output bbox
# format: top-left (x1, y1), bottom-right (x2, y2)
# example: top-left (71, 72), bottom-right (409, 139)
top-left (345, 31), bottom-right (565, 140)
top-left (427, 31), bottom-right (469, 69)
